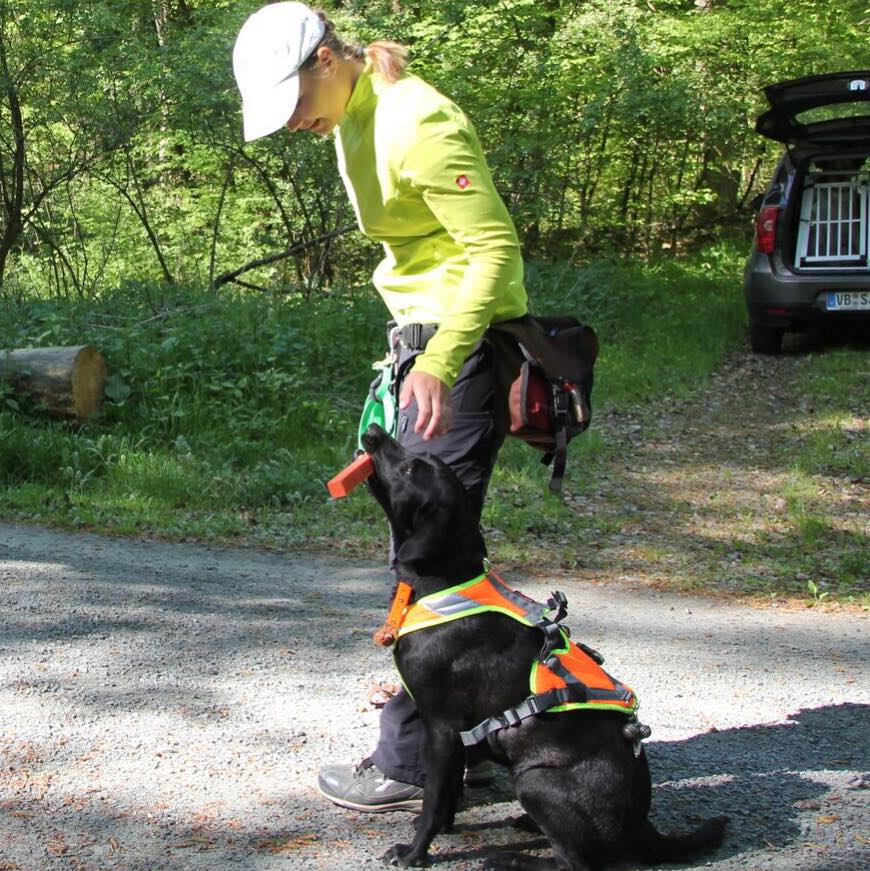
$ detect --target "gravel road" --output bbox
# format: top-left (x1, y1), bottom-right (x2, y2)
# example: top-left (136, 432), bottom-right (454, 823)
top-left (1, 521), bottom-right (867, 870)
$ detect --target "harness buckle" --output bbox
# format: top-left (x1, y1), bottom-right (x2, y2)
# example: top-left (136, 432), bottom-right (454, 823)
top-left (538, 622), bottom-right (565, 663)
top-left (546, 590), bottom-right (568, 624)
top-left (501, 709), bottom-right (522, 729)
top-left (388, 323), bottom-right (400, 351)
top-left (551, 385), bottom-right (572, 421)
top-left (523, 695), bottom-right (547, 716)
top-left (394, 322), bottom-right (438, 351)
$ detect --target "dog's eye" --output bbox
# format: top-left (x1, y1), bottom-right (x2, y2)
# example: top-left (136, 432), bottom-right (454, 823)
top-left (399, 460), bottom-right (416, 476)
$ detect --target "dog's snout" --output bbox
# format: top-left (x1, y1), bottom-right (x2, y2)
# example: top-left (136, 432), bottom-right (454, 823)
top-left (361, 423), bottom-right (389, 452)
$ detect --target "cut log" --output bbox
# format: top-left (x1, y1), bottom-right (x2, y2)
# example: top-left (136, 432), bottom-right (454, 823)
top-left (0, 345), bottom-right (107, 421)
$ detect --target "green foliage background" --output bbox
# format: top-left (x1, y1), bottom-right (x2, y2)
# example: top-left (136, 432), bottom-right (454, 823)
top-left (1, 0), bottom-right (867, 295)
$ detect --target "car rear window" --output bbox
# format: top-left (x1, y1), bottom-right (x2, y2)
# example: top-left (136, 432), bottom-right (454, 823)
top-left (796, 102), bottom-right (870, 125)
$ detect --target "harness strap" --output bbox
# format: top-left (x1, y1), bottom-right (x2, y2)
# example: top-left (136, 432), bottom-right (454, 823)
top-left (543, 653), bottom-right (635, 705)
top-left (547, 590), bottom-right (568, 624)
top-left (543, 649), bottom-right (601, 686)
top-left (487, 573), bottom-right (568, 662)
top-left (577, 640), bottom-right (605, 665)
top-left (538, 590), bottom-right (569, 660)
top-left (460, 673), bottom-right (637, 747)
top-left (459, 686), bottom-right (588, 746)
top-left (547, 419), bottom-right (569, 494)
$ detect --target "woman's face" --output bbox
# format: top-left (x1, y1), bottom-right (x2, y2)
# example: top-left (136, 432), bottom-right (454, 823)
top-left (286, 50), bottom-right (352, 137)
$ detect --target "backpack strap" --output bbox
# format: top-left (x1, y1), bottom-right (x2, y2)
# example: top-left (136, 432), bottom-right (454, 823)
top-left (547, 396), bottom-right (571, 493)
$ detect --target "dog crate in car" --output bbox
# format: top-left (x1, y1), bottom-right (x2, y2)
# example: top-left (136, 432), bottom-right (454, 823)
top-left (796, 164), bottom-right (870, 270)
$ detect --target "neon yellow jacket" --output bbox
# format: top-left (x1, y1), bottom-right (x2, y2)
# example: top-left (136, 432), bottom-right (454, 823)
top-left (335, 65), bottom-right (528, 387)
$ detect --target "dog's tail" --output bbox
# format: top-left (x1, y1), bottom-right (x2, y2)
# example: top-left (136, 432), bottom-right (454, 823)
top-left (634, 816), bottom-right (727, 864)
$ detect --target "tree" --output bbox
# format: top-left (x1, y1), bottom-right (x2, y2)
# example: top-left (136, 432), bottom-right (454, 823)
top-left (2, 0), bottom-right (869, 296)
top-left (0, 1), bottom-right (152, 293)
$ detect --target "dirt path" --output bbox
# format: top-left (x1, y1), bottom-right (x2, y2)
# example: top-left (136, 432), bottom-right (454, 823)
top-left (0, 522), bottom-right (867, 871)
top-left (567, 347), bottom-right (868, 604)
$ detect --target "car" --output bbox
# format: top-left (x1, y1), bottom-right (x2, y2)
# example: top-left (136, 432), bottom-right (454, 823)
top-left (743, 70), bottom-right (870, 353)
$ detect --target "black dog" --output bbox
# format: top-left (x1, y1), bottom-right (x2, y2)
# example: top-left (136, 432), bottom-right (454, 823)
top-left (360, 424), bottom-right (726, 870)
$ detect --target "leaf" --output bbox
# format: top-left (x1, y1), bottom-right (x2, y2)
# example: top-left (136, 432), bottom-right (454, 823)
top-left (255, 833), bottom-right (319, 853)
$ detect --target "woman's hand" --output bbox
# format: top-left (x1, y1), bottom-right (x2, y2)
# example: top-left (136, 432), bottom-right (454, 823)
top-left (399, 370), bottom-right (452, 440)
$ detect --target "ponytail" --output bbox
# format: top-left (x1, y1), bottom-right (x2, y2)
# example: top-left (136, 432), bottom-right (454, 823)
top-left (364, 41), bottom-right (408, 83)
top-left (303, 10), bottom-right (408, 83)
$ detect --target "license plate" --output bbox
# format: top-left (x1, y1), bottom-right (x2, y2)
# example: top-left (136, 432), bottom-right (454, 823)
top-left (826, 290), bottom-right (870, 311)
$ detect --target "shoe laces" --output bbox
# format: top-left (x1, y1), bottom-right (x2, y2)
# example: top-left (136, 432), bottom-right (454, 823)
top-left (353, 758), bottom-right (377, 779)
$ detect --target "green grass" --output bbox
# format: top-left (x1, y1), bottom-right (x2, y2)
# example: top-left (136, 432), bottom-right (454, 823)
top-left (525, 244), bottom-right (746, 405)
top-left (12, 242), bottom-right (854, 597)
top-left (772, 347), bottom-right (870, 604)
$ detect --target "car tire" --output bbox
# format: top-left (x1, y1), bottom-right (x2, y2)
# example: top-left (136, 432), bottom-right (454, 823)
top-left (748, 321), bottom-right (784, 354)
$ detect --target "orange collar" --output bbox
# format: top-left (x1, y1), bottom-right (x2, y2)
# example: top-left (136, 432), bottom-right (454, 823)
top-left (374, 580), bottom-right (414, 647)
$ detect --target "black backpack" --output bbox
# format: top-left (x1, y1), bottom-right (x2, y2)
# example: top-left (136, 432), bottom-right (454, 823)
top-left (486, 315), bottom-right (598, 493)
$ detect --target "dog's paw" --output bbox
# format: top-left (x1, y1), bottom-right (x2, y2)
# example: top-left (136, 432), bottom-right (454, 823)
top-left (380, 843), bottom-right (429, 867)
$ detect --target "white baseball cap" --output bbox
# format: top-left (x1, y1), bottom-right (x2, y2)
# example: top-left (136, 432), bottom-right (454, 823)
top-left (233, 2), bottom-right (326, 142)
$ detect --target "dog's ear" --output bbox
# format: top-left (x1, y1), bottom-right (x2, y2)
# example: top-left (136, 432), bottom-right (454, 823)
top-left (395, 505), bottom-right (452, 566)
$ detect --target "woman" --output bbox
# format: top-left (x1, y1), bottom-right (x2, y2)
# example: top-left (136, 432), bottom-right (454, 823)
top-left (233, 2), bottom-right (528, 812)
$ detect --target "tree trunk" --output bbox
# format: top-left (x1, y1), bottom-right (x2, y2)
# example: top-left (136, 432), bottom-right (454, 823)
top-left (0, 19), bottom-right (27, 290)
top-left (0, 345), bottom-right (107, 421)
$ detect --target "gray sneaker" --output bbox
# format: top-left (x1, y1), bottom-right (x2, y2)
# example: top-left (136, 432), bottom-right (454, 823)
top-left (317, 761), bottom-right (424, 812)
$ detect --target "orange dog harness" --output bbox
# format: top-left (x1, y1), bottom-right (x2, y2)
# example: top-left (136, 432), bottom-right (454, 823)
top-left (383, 571), bottom-right (638, 745)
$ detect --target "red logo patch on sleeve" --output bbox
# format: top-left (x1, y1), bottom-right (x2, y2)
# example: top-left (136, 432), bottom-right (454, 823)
top-left (455, 174), bottom-right (471, 190)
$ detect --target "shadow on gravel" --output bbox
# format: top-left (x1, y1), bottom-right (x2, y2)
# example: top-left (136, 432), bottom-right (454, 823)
top-left (645, 703), bottom-right (868, 859)
top-left (0, 562), bottom-right (862, 728)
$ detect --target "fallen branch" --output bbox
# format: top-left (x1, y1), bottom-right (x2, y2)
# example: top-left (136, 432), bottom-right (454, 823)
top-left (213, 226), bottom-right (355, 289)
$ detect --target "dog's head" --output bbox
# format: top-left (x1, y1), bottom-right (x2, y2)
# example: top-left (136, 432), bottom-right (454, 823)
top-left (361, 424), bottom-right (486, 580)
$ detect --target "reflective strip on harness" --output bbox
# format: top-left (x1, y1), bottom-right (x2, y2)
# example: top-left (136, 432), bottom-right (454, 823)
top-left (396, 572), bottom-right (553, 638)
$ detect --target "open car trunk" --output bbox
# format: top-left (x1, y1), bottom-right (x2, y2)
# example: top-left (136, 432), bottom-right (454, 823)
top-left (755, 71), bottom-right (870, 273)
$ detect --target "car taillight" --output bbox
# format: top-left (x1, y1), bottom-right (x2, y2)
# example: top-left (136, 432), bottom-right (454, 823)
top-left (755, 205), bottom-right (780, 254)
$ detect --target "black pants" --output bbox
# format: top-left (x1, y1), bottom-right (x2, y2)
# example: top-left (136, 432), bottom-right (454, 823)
top-left (369, 337), bottom-right (505, 786)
